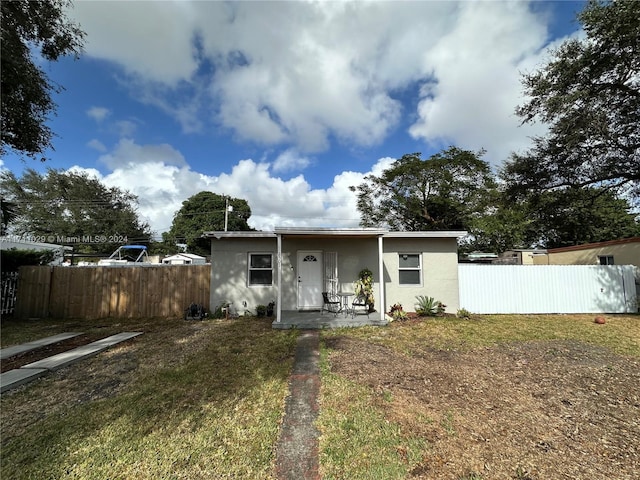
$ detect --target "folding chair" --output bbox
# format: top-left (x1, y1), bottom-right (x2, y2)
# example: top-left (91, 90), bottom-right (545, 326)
top-left (351, 294), bottom-right (370, 318)
top-left (321, 291), bottom-right (341, 316)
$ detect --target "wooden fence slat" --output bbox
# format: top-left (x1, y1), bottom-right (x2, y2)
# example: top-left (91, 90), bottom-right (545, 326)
top-left (13, 265), bottom-right (211, 319)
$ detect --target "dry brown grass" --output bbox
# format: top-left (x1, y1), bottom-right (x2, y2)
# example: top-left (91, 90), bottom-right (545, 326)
top-left (320, 314), bottom-right (640, 479)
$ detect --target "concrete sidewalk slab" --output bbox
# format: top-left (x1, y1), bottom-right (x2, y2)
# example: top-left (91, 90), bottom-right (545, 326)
top-left (0, 368), bottom-right (48, 393)
top-left (275, 331), bottom-right (321, 480)
top-left (0, 332), bottom-right (83, 360)
top-left (23, 332), bottom-right (143, 371)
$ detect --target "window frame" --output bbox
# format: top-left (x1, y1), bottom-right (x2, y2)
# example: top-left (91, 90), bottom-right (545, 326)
top-left (248, 252), bottom-right (274, 287)
top-left (598, 255), bottom-right (615, 265)
top-left (398, 252), bottom-right (422, 286)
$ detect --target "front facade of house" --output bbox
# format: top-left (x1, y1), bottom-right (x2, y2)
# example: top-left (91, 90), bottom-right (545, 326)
top-left (205, 228), bottom-right (465, 326)
top-left (533, 237), bottom-right (640, 268)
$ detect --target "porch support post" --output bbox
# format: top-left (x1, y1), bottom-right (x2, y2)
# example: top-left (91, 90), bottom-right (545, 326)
top-left (378, 235), bottom-right (385, 321)
top-left (276, 233), bottom-right (282, 323)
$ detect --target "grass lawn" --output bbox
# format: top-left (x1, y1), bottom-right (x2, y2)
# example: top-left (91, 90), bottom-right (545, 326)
top-left (1, 316), bottom-right (298, 480)
top-left (318, 314), bottom-right (640, 479)
top-left (2, 313), bottom-right (639, 479)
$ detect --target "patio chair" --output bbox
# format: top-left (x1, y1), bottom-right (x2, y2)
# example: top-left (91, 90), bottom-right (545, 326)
top-left (351, 294), bottom-right (370, 319)
top-left (321, 291), bottom-right (341, 316)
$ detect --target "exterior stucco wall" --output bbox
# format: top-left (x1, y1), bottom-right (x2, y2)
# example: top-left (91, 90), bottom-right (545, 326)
top-left (535, 242), bottom-right (640, 268)
top-left (383, 237), bottom-right (460, 313)
top-left (210, 237), bottom-right (280, 315)
top-left (210, 234), bottom-right (461, 316)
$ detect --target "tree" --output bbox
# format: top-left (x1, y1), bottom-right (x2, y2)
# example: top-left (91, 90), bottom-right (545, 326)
top-left (521, 187), bottom-right (640, 249)
top-left (504, 0), bottom-right (639, 201)
top-left (463, 190), bottom-right (532, 254)
top-left (163, 191), bottom-right (253, 256)
top-left (350, 147), bottom-right (496, 231)
top-left (1, 0), bottom-right (85, 159)
top-left (0, 168), bottom-right (151, 254)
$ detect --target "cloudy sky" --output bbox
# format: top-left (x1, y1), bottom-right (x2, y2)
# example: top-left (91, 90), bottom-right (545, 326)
top-left (2, 0), bottom-right (585, 238)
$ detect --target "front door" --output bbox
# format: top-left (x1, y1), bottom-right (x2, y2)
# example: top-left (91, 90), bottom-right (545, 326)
top-left (297, 251), bottom-right (323, 309)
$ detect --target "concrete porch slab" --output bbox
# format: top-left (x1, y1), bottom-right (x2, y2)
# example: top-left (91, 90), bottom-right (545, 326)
top-left (272, 311), bottom-right (388, 330)
top-left (0, 332), bottom-right (83, 360)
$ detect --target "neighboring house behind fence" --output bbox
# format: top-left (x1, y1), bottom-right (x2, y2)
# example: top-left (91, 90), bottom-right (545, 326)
top-left (533, 237), bottom-right (640, 268)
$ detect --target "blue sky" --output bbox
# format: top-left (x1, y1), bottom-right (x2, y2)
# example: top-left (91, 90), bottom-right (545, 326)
top-left (2, 0), bottom-right (585, 239)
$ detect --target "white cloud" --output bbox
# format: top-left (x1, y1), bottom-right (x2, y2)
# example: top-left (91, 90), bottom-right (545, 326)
top-left (98, 138), bottom-right (187, 170)
top-left (407, 2), bottom-right (577, 165)
top-left (87, 139), bottom-right (107, 152)
top-left (86, 106), bottom-right (110, 122)
top-left (68, 1), bottom-right (581, 166)
top-left (70, 1), bottom-right (198, 86)
top-left (272, 149), bottom-right (311, 173)
top-left (69, 140), bottom-right (398, 237)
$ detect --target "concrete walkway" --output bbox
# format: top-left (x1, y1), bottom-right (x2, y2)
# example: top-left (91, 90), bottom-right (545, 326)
top-left (0, 332), bottom-right (143, 393)
top-left (275, 331), bottom-right (321, 480)
top-left (0, 332), bottom-right (83, 360)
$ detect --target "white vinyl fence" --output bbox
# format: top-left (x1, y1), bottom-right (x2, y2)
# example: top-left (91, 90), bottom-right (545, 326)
top-left (458, 265), bottom-right (639, 314)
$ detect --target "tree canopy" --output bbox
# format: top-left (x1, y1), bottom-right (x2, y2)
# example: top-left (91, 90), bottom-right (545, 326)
top-left (351, 147), bottom-right (496, 231)
top-left (520, 187), bottom-right (640, 249)
top-left (503, 0), bottom-right (639, 201)
top-left (1, 0), bottom-right (85, 159)
top-left (163, 191), bottom-right (253, 256)
top-left (0, 168), bottom-right (151, 254)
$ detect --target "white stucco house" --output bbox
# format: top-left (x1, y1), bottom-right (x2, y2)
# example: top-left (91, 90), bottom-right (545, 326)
top-left (204, 228), bottom-right (466, 328)
top-left (161, 253), bottom-right (207, 265)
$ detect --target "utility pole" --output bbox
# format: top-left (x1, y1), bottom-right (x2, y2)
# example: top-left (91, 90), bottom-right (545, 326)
top-left (224, 196), bottom-right (233, 231)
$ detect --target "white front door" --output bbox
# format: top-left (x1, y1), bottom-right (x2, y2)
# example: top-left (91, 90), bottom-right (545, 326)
top-left (297, 251), bottom-right (323, 309)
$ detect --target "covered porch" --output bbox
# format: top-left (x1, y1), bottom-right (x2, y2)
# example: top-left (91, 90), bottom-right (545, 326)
top-left (272, 310), bottom-right (389, 330)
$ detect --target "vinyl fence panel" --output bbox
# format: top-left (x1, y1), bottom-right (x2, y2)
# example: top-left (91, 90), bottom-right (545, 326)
top-left (458, 265), bottom-right (638, 314)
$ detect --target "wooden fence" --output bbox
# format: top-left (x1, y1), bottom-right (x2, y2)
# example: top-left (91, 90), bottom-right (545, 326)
top-left (14, 265), bottom-right (210, 319)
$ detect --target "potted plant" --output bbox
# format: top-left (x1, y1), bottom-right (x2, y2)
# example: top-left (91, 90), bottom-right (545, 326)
top-left (354, 268), bottom-right (375, 313)
top-left (266, 301), bottom-right (275, 317)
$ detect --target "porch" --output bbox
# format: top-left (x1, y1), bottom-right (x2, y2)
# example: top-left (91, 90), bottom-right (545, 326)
top-left (272, 310), bottom-right (389, 330)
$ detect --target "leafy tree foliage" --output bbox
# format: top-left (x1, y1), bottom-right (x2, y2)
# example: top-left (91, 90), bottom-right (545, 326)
top-left (351, 147), bottom-right (496, 231)
top-left (0, 168), bottom-right (151, 254)
top-left (1, 249), bottom-right (57, 271)
top-left (522, 187), bottom-right (640, 249)
top-left (163, 191), bottom-right (253, 256)
top-left (466, 187), bottom-right (639, 252)
top-left (464, 191), bottom-right (531, 254)
top-left (1, 0), bottom-right (85, 159)
top-left (1, 198), bottom-right (18, 235)
top-left (504, 0), bottom-right (639, 200)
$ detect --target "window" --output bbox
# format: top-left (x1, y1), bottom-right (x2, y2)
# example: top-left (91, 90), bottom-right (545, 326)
top-left (599, 255), bottom-right (614, 265)
top-left (248, 253), bottom-right (273, 286)
top-left (399, 253), bottom-right (421, 285)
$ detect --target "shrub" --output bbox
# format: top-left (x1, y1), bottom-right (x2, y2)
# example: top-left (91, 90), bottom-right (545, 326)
top-left (415, 295), bottom-right (445, 316)
top-left (388, 303), bottom-right (408, 321)
top-left (212, 302), bottom-right (230, 319)
top-left (392, 309), bottom-right (409, 321)
top-left (456, 308), bottom-right (472, 319)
